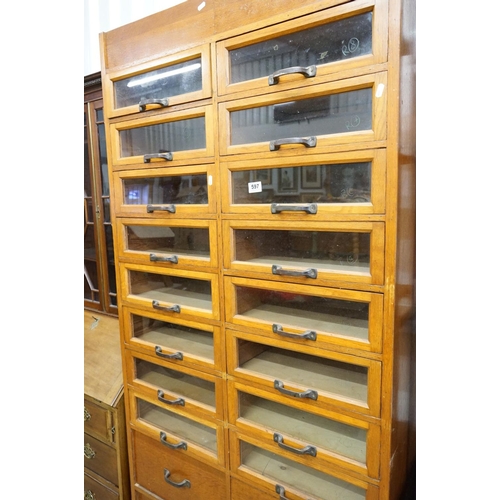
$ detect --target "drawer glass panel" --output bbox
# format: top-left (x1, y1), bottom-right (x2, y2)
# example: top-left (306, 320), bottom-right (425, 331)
top-left (238, 392), bottom-right (366, 464)
top-left (115, 58), bottom-right (202, 108)
top-left (233, 228), bottom-right (370, 275)
top-left (229, 13), bottom-right (372, 84)
top-left (232, 162), bottom-right (371, 204)
top-left (126, 225), bottom-right (210, 258)
top-left (230, 89), bottom-right (371, 146)
top-left (236, 339), bottom-right (368, 405)
top-left (130, 312), bottom-right (214, 363)
top-left (240, 441), bottom-right (366, 500)
top-left (129, 271), bottom-right (212, 312)
top-left (233, 284), bottom-right (369, 343)
top-left (120, 116), bottom-right (205, 157)
top-left (136, 397), bottom-right (217, 453)
top-left (123, 173), bottom-right (209, 207)
top-left (135, 358), bottom-right (216, 408)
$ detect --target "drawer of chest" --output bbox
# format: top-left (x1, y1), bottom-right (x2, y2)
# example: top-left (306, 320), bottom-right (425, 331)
top-left (224, 276), bottom-right (383, 354)
top-left (227, 329), bottom-right (381, 418)
top-left (133, 429), bottom-right (227, 500)
top-left (125, 350), bottom-right (224, 421)
top-left (229, 433), bottom-right (379, 500)
top-left (84, 472), bottom-right (119, 500)
top-left (84, 399), bottom-right (114, 444)
top-left (84, 433), bottom-right (119, 486)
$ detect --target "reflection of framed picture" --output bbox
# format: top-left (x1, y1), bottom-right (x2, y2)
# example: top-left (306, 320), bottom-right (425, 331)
top-left (301, 166), bottom-right (322, 189)
top-left (250, 168), bottom-right (272, 186)
top-left (278, 168), bottom-right (297, 192)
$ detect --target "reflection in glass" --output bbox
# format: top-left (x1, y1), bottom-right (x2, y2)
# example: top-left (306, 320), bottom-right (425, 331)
top-left (230, 13), bottom-right (372, 84)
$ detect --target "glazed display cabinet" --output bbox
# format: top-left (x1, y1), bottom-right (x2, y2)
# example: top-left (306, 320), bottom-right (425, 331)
top-left (99, 0), bottom-right (415, 498)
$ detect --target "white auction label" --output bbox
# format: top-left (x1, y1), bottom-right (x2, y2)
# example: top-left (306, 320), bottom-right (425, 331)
top-left (248, 181), bottom-right (263, 193)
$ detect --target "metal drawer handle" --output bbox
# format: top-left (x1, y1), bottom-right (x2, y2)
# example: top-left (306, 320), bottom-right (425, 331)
top-left (271, 203), bottom-right (317, 214)
top-left (274, 380), bottom-right (318, 400)
top-left (164, 468), bottom-right (191, 488)
top-left (143, 152), bottom-right (173, 162)
top-left (268, 65), bottom-right (317, 86)
top-left (160, 431), bottom-right (187, 450)
top-left (157, 389), bottom-right (185, 406)
top-left (270, 136), bottom-right (317, 151)
top-left (84, 443), bottom-right (96, 459)
top-left (155, 346), bottom-right (183, 360)
top-left (273, 433), bottom-right (317, 457)
top-left (139, 97), bottom-right (169, 111)
top-left (84, 490), bottom-right (96, 500)
top-left (146, 204), bottom-right (176, 214)
top-left (272, 264), bottom-right (317, 279)
top-left (275, 485), bottom-right (313, 500)
top-left (152, 301), bottom-right (181, 313)
top-left (272, 324), bottom-right (317, 341)
top-left (150, 253), bottom-right (179, 264)
top-left (84, 407), bottom-right (91, 422)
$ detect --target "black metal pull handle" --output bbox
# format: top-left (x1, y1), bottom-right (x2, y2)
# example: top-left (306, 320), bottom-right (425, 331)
top-left (150, 253), bottom-right (179, 263)
top-left (268, 65), bottom-right (317, 85)
top-left (152, 300), bottom-right (181, 313)
top-left (164, 468), bottom-right (191, 488)
top-left (273, 324), bottom-right (317, 341)
top-left (139, 98), bottom-right (169, 111)
top-left (273, 433), bottom-right (317, 457)
top-left (271, 203), bottom-right (317, 214)
top-left (269, 136), bottom-right (317, 151)
top-left (146, 204), bottom-right (176, 213)
top-left (272, 264), bottom-right (317, 279)
top-left (144, 152), bottom-right (173, 162)
top-left (274, 380), bottom-right (318, 400)
top-left (155, 346), bottom-right (183, 360)
top-left (157, 389), bottom-right (185, 406)
top-left (160, 431), bottom-right (187, 450)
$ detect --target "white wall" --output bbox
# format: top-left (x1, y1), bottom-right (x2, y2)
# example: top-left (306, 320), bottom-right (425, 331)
top-left (84, 0), bottom-right (187, 76)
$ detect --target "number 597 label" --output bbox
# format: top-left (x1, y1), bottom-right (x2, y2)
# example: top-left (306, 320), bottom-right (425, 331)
top-left (248, 181), bottom-right (262, 193)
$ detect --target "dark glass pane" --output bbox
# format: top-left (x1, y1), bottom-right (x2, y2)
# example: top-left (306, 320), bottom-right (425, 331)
top-left (115, 57), bottom-right (203, 108)
top-left (230, 12), bottom-right (373, 84)
top-left (96, 108), bottom-right (104, 122)
top-left (98, 122), bottom-right (109, 196)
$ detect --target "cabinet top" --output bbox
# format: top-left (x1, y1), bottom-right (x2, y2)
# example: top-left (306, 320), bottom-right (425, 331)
top-left (84, 310), bottom-right (124, 406)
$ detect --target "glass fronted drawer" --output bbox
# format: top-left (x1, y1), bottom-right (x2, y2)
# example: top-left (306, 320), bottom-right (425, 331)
top-left (120, 263), bottom-right (220, 322)
top-left (230, 434), bottom-right (379, 500)
top-left (219, 73), bottom-right (386, 157)
top-left (104, 45), bottom-right (212, 118)
top-left (116, 218), bottom-right (218, 270)
top-left (224, 277), bottom-right (383, 353)
top-left (122, 306), bottom-right (223, 374)
top-left (109, 105), bottom-right (214, 168)
top-left (217, 1), bottom-right (387, 97)
top-left (221, 149), bottom-right (386, 216)
top-left (228, 381), bottom-right (380, 479)
top-left (223, 220), bottom-right (384, 286)
top-left (112, 165), bottom-right (217, 217)
top-left (129, 389), bottom-right (224, 466)
top-left (126, 351), bottom-right (223, 421)
top-left (226, 330), bottom-right (381, 417)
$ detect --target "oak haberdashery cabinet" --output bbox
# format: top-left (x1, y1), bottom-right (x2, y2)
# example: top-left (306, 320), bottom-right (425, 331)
top-left (99, 0), bottom-right (416, 498)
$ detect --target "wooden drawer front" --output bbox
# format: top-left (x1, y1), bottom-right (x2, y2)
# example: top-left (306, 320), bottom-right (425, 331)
top-left (221, 149), bottom-right (386, 217)
top-left (84, 472), bottom-right (119, 500)
top-left (122, 306), bottom-right (223, 375)
top-left (231, 478), bottom-right (277, 500)
top-left (104, 45), bottom-right (212, 119)
top-left (120, 263), bottom-right (220, 323)
top-left (219, 73), bottom-right (386, 157)
top-left (224, 276), bottom-right (383, 354)
top-left (217, 0), bottom-right (387, 98)
top-left (116, 218), bottom-right (219, 271)
top-left (126, 350), bottom-right (223, 421)
top-left (133, 430), bottom-right (227, 500)
top-left (226, 329), bottom-right (381, 417)
top-left (228, 381), bottom-right (380, 479)
top-left (230, 432), bottom-right (379, 500)
top-left (84, 433), bottom-right (119, 486)
top-left (109, 105), bottom-right (214, 168)
top-left (112, 164), bottom-right (217, 217)
top-left (129, 388), bottom-right (225, 466)
top-left (84, 399), bottom-right (113, 444)
top-left (223, 220), bottom-right (385, 286)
